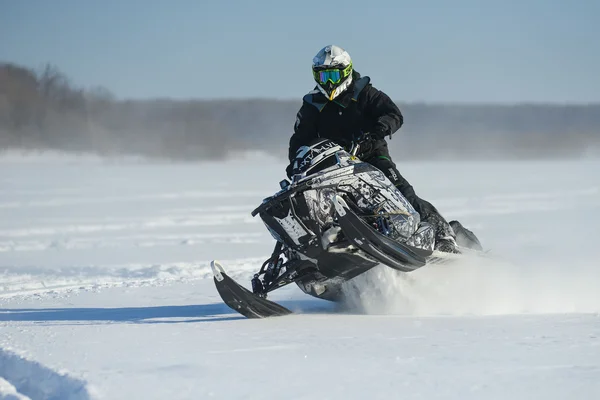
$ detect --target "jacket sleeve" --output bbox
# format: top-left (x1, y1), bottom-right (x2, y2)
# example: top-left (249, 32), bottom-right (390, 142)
top-left (362, 85), bottom-right (403, 138)
top-left (288, 101), bottom-right (319, 162)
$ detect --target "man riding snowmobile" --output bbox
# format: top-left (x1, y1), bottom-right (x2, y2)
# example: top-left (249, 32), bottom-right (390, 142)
top-left (287, 44), bottom-right (459, 253)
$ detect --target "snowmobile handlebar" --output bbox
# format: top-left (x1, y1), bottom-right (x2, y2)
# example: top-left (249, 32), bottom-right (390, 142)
top-left (348, 132), bottom-right (377, 157)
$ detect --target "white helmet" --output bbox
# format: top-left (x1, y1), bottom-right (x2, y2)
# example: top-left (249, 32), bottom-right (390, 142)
top-left (312, 45), bottom-right (353, 101)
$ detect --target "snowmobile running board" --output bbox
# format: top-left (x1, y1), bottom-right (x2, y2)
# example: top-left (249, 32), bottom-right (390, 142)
top-left (211, 261), bottom-right (293, 319)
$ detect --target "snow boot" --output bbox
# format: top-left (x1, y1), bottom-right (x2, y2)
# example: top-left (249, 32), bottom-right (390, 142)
top-left (449, 220), bottom-right (483, 251)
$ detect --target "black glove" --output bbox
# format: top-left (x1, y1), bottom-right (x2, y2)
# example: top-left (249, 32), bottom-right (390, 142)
top-left (356, 131), bottom-right (378, 156)
top-left (357, 139), bottom-right (374, 156)
top-left (371, 128), bottom-right (388, 140)
top-left (285, 163), bottom-right (294, 179)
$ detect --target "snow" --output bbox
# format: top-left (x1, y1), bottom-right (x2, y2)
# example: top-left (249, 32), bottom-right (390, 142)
top-left (0, 347), bottom-right (92, 400)
top-left (0, 377), bottom-right (30, 400)
top-left (1, 155), bottom-right (599, 399)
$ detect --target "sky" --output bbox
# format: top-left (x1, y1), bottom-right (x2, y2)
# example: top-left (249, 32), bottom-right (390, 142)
top-left (1, 0), bottom-right (599, 103)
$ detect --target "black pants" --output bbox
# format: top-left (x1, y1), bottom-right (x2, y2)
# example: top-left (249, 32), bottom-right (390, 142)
top-left (360, 141), bottom-right (454, 239)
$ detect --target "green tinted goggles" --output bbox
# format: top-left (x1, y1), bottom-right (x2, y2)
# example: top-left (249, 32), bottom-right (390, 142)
top-left (313, 64), bottom-right (352, 85)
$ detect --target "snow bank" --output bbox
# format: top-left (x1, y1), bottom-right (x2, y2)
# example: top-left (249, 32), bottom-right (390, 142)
top-left (0, 348), bottom-right (95, 400)
top-left (0, 377), bottom-right (30, 400)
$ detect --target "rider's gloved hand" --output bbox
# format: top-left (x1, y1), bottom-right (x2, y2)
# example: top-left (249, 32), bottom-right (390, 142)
top-left (371, 128), bottom-right (389, 140)
top-left (358, 140), bottom-right (373, 156)
top-left (285, 163), bottom-right (294, 179)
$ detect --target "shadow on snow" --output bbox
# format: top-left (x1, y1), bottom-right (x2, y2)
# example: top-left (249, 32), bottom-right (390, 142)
top-left (0, 299), bottom-right (335, 324)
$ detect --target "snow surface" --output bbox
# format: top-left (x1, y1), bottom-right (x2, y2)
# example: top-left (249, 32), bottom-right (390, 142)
top-left (1, 155), bottom-right (599, 399)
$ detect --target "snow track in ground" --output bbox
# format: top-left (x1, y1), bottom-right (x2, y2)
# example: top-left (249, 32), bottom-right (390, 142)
top-left (0, 257), bottom-right (264, 300)
top-left (0, 377), bottom-right (30, 400)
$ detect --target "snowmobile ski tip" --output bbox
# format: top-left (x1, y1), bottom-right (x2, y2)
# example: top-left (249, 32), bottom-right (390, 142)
top-left (210, 260), bottom-right (293, 319)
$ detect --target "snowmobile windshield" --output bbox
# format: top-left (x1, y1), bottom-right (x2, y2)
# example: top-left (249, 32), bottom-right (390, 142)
top-left (304, 152), bottom-right (339, 175)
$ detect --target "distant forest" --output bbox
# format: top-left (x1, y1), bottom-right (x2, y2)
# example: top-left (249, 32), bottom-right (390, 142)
top-left (1, 62), bottom-right (598, 161)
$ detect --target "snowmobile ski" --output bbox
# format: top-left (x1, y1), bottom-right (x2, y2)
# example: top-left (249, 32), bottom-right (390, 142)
top-left (211, 260), bottom-right (293, 319)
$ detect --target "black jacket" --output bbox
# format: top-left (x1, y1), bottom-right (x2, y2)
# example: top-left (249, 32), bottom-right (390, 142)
top-left (288, 71), bottom-right (403, 162)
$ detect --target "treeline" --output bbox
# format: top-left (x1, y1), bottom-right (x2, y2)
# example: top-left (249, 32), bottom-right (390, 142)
top-left (1, 62), bottom-right (598, 161)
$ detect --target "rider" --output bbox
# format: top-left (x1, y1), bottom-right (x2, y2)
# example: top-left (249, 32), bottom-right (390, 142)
top-left (286, 45), bottom-right (459, 253)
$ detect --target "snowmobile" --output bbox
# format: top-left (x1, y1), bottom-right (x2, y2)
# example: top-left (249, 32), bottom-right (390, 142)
top-left (211, 139), bottom-right (483, 318)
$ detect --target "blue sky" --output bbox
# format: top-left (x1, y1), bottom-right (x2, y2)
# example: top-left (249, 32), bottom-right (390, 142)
top-left (1, 0), bottom-right (598, 102)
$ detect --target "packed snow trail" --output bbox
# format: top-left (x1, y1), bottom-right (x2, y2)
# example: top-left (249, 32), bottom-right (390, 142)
top-left (1, 155), bottom-right (599, 399)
